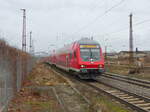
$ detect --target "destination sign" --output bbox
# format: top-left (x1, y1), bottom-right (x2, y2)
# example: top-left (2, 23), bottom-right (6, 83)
top-left (80, 45), bottom-right (99, 48)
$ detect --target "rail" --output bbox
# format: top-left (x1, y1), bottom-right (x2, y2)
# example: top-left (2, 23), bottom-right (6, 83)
top-left (102, 73), bottom-right (150, 88)
top-left (106, 72), bottom-right (150, 85)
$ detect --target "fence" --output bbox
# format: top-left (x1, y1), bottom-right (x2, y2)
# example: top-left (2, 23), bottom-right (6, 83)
top-left (0, 40), bottom-right (35, 111)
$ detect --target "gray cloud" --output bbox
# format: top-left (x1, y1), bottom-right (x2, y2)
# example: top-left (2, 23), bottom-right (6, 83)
top-left (0, 0), bottom-right (150, 52)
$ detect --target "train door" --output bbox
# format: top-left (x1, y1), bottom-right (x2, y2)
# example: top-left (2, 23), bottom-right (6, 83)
top-left (66, 55), bottom-right (69, 67)
top-left (66, 53), bottom-right (73, 68)
top-left (72, 51), bottom-right (77, 68)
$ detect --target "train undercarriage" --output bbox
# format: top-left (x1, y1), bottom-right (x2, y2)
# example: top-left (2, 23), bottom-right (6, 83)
top-left (74, 68), bottom-right (105, 79)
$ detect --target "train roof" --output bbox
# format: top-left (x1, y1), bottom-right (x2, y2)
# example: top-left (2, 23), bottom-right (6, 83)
top-left (76, 38), bottom-right (100, 45)
top-left (53, 38), bottom-right (101, 55)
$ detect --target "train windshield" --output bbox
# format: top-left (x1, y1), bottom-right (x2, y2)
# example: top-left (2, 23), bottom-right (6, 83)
top-left (80, 48), bottom-right (100, 61)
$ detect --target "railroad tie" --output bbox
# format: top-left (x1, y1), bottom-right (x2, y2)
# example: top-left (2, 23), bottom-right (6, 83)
top-left (142, 106), bottom-right (150, 110)
top-left (112, 92), bottom-right (127, 96)
top-left (121, 96), bottom-right (134, 99)
top-left (107, 90), bottom-right (118, 93)
top-left (125, 98), bottom-right (140, 102)
top-left (130, 100), bottom-right (145, 104)
top-left (136, 103), bottom-right (150, 107)
top-left (115, 94), bottom-right (129, 97)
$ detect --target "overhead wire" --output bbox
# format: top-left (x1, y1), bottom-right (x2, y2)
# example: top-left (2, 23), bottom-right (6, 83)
top-left (92, 18), bottom-right (150, 48)
top-left (83, 0), bottom-right (106, 20)
top-left (71, 0), bottom-right (125, 36)
top-left (97, 18), bottom-right (150, 37)
top-left (89, 0), bottom-right (106, 10)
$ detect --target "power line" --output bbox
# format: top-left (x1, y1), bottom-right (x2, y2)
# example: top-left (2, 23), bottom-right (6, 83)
top-left (71, 0), bottom-right (125, 36)
top-left (97, 18), bottom-right (150, 37)
top-left (89, 0), bottom-right (106, 11)
top-left (83, 0), bottom-right (106, 18)
top-left (134, 19), bottom-right (150, 25)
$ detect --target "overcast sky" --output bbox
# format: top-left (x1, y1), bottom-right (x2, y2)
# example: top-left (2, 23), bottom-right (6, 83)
top-left (0, 0), bottom-right (150, 53)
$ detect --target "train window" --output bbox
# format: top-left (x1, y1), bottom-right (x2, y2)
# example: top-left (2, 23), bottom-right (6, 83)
top-left (74, 51), bottom-right (76, 58)
top-left (70, 53), bottom-right (72, 59)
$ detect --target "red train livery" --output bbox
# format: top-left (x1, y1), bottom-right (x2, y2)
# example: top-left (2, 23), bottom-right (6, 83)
top-left (49, 38), bottom-right (105, 79)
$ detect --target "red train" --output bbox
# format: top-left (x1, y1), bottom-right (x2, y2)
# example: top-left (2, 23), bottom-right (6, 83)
top-left (49, 38), bottom-right (105, 79)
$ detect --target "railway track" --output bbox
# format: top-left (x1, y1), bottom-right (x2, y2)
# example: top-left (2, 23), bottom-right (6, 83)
top-left (104, 72), bottom-right (150, 88)
top-left (96, 72), bottom-right (150, 112)
top-left (88, 82), bottom-right (150, 112)
top-left (99, 72), bottom-right (150, 98)
top-left (49, 66), bottom-right (91, 112)
top-left (52, 87), bottom-right (71, 112)
top-left (48, 64), bottom-right (150, 112)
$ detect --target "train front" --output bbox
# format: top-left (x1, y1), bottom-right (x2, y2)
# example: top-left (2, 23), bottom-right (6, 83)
top-left (78, 44), bottom-right (105, 79)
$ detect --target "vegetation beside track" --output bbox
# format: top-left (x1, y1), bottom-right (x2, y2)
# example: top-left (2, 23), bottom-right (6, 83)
top-left (95, 96), bottom-right (131, 112)
top-left (8, 63), bottom-right (88, 112)
top-left (26, 63), bottom-right (68, 86)
top-left (8, 63), bottom-right (67, 112)
top-left (106, 64), bottom-right (150, 81)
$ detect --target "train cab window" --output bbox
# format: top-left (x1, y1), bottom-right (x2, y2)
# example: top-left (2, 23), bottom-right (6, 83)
top-left (80, 48), bottom-right (100, 61)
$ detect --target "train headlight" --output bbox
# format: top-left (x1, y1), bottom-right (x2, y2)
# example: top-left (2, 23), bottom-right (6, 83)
top-left (98, 64), bottom-right (103, 68)
top-left (81, 65), bottom-right (86, 68)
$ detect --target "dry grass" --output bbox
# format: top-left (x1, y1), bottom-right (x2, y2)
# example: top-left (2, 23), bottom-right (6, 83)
top-left (25, 63), bottom-right (68, 86)
top-left (89, 96), bottom-right (131, 112)
top-left (106, 64), bottom-right (150, 81)
top-left (8, 87), bottom-right (60, 112)
top-left (7, 63), bottom-right (68, 112)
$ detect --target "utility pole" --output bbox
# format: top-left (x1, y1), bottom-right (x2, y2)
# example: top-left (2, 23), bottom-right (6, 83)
top-left (29, 31), bottom-right (32, 54)
top-left (129, 13), bottom-right (134, 65)
top-left (32, 39), bottom-right (34, 55)
top-left (21, 9), bottom-right (27, 80)
top-left (21, 9), bottom-right (26, 52)
top-left (29, 31), bottom-right (34, 55)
